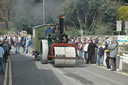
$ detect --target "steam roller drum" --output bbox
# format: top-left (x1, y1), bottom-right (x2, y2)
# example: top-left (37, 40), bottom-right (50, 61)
top-left (65, 47), bottom-right (76, 66)
top-left (54, 47), bottom-right (65, 66)
top-left (54, 47), bottom-right (76, 66)
top-left (40, 40), bottom-right (49, 64)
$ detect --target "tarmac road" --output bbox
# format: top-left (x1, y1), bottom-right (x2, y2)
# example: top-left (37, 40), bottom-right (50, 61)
top-left (8, 52), bottom-right (128, 85)
top-left (10, 53), bottom-right (62, 85)
top-left (0, 74), bottom-right (4, 85)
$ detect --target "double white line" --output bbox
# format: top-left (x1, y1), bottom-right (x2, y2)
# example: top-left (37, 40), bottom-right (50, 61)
top-left (3, 57), bottom-right (12, 85)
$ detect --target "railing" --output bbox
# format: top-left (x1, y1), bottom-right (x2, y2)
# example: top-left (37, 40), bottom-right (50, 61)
top-left (122, 53), bottom-right (128, 63)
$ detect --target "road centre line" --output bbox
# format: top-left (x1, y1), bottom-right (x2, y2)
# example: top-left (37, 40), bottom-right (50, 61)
top-left (9, 58), bottom-right (12, 85)
top-left (3, 57), bottom-right (13, 85)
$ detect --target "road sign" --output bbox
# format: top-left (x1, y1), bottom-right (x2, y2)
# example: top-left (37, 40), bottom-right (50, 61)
top-left (117, 36), bottom-right (128, 45)
top-left (125, 21), bottom-right (128, 30)
top-left (116, 21), bottom-right (122, 32)
top-left (125, 21), bottom-right (128, 34)
top-left (79, 29), bottom-right (83, 38)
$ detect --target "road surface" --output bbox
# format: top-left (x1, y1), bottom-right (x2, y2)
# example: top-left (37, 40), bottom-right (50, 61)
top-left (1, 47), bottom-right (128, 85)
top-left (0, 74), bottom-right (4, 85)
top-left (8, 51), bottom-right (128, 85)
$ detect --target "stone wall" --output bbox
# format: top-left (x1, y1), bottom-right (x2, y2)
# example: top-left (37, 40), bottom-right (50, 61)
top-left (82, 35), bottom-right (118, 43)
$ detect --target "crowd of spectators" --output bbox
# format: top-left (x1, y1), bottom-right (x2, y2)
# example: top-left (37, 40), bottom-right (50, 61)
top-left (0, 34), bottom-right (32, 75)
top-left (68, 36), bottom-right (119, 71)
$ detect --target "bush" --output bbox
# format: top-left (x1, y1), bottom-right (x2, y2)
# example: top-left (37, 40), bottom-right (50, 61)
top-left (93, 20), bottom-right (113, 35)
top-left (0, 30), bottom-right (9, 35)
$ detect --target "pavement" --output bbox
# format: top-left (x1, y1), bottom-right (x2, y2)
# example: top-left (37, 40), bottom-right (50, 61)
top-left (1, 48), bottom-right (128, 85)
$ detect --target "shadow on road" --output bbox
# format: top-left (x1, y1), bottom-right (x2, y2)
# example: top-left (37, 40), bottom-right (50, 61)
top-left (65, 72), bottom-right (93, 85)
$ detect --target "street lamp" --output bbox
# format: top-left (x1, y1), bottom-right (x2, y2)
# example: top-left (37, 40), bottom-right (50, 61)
top-left (43, 0), bottom-right (45, 24)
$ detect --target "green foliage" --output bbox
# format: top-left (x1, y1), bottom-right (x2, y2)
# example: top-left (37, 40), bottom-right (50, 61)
top-left (65, 27), bottom-right (80, 38)
top-left (94, 21), bottom-right (113, 35)
top-left (0, 30), bottom-right (9, 35)
top-left (64, 0), bottom-right (121, 36)
top-left (118, 6), bottom-right (128, 21)
top-left (117, 6), bottom-right (128, 34)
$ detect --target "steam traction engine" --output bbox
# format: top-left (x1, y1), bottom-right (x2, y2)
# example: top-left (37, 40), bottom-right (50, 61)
top-left (40, 16), bottom-right (81, 66)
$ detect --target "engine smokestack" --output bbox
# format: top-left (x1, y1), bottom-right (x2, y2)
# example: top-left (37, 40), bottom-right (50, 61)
top-left (59, 15), bottom-right (64, 35)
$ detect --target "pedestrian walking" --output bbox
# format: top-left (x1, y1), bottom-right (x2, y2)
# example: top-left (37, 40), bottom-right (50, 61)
top-left (95, 37), bottom-right (99, 44)
top-left (97, 42), bottom-right (106, 66)
top-left (104, 36), bottom-right (113, 47)
top-left (78, 40), bottom-right (83, 58)
top-left (83, 40), bottom-right (89, 61)
top-left (28, 35), bottom-right (32, 47)
top-left (105, 52), bottom-right (110, 69)
top-left (7, 39), bottom-right (11, 55)
top-left (108, 40), bottom-right (119, 71)
top-left (20, 36), bottom-right (26, 53)
top-left (10, 37), bottom-right (14, 47)
top-left (0, 41), bottom-right (5, 75)
top-left (87, 40), bottom-right (98, 64)
top-left (2, 40), bottom-right (9, 63)
top-left (24, 38), bottom-right (30, 54)
top-left (75, 38), bottom-right (80, 56)
top-left (15, 36), bottom-right (21, 54)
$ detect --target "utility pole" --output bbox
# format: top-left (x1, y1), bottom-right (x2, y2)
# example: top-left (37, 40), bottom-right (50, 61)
top-left (43, 0), bottom-right (45, 24)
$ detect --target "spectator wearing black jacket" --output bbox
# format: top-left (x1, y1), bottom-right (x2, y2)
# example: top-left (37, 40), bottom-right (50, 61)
top-left (2, 40), bottom-right (9, 63)
top-left (87, 40), bottom-right (98, 64)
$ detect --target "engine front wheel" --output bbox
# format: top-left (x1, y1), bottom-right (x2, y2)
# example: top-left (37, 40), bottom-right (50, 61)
top-left (40, 40), bottom-right (49, 64)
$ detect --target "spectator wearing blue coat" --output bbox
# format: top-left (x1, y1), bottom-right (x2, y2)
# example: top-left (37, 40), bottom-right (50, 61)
top-left (24, 38), bottom-right (30, 54)
top-left (0, 41), bottom-right (5, 75)
top-left (97, 42), bottom-right (106, 66)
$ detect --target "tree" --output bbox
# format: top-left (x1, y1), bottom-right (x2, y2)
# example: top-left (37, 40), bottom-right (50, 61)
top-left (64, 0), bottom-right (121, 35)
top-left (0, 0), bottom-right (14, 29)
top-left (118, 6), bottom-right (128, 21)
top-left (118, 6), bottom-right (128, 34)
